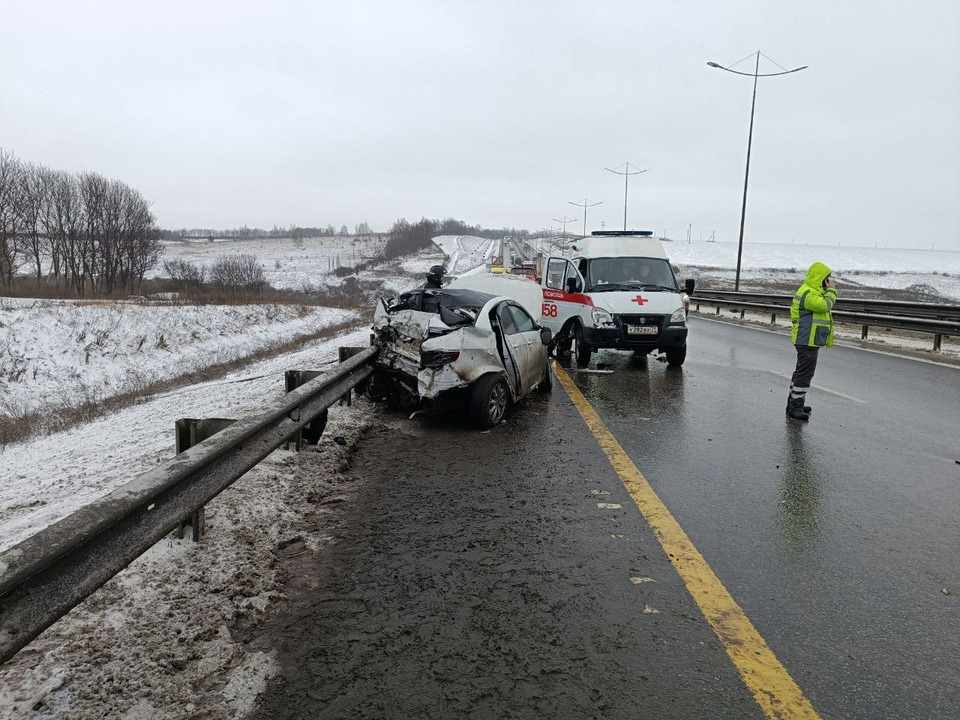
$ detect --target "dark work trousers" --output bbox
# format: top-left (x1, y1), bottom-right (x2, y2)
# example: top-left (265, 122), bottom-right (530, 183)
top-left (789, 344), bottom-right (820, 403)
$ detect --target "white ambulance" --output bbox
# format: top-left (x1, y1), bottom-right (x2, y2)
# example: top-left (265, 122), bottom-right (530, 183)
top-left (539, 230), bottom-right (695, 367)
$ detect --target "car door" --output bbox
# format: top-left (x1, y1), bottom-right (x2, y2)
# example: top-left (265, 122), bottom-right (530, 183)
top-left (494, 302), bottom-right (525, 396)
top-left (541, 257), bottom-right (586, 334)
top-left (505, 302), bottom-right (545, 395)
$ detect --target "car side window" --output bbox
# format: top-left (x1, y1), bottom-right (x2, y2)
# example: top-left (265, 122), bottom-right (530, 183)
top-left (496, 303), bottom-right (520, 335)
top-left (506, 304), bottom-right (536, 333)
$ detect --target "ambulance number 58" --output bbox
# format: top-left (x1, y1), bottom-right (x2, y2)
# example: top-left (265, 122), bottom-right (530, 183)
top-left (542, 303), bottom-right (558, 318)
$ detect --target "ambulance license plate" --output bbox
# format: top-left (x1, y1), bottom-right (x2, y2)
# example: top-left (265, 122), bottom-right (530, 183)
top-left (627, 325), bottom-right (658, 335)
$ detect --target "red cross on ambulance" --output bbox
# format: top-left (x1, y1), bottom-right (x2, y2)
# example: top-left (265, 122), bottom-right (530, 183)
top-left (631, 295), bottom-right (649, 306)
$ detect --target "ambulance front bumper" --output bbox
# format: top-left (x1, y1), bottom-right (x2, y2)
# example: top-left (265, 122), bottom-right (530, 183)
top-left (581, 323), bottom-right (687, 351)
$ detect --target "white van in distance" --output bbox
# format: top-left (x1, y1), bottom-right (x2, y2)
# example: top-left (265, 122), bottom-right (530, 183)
top-left (539, 230), bottom-right (695, 367)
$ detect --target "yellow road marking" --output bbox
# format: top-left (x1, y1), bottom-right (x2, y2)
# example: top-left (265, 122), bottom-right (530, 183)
top-left (556, 365), bottom-right (821, 720)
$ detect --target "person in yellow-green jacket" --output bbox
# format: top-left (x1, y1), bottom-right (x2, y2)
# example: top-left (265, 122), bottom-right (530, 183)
top-left (787, 261), bottom-right (837, 421)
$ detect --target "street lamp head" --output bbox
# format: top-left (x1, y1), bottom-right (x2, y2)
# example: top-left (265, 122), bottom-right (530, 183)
top-left (707, 61), bottom-right (722, 68)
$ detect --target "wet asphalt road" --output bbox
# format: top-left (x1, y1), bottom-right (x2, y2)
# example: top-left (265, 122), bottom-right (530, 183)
top-left (249, 317), bottom-right (959, 719)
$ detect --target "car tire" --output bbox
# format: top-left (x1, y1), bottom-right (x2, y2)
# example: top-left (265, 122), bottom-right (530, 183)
top-left (539, 357), bottom-right (554, 392)
top-left (666, 346), bottom-right (687, 367)
top-left (469, 374), bottom-right (511, 428)
top-left (575, 324), bottom-right (592, 368)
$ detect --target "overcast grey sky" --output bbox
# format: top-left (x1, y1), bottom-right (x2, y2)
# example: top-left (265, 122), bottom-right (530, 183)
top-left (3, 0), bottom-right (959, 250)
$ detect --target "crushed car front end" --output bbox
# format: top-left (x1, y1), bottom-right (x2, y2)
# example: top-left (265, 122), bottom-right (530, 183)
top-left (369, 288), bottom-right (507, 408)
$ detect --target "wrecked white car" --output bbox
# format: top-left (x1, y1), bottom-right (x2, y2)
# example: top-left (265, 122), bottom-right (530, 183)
top-left (369, 287), bottom-right (553, 427)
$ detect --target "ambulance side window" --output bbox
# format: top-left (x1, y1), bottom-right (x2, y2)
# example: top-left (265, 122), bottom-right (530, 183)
top-left (563, 262), bottom-right (582, 293)
top-left (545, 258), bottom-right (568, 290)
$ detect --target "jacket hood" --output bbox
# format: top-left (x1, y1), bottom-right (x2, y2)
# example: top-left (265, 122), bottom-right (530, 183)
top-left (804, 261), bottom-right (832, 288)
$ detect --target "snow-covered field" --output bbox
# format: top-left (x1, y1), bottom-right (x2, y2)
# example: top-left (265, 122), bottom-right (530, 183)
top-left (0, 299), bottom-right (357, 420)
top-left (664, 240), bottom-right (960, 301)
top-left (1, 235), bottom-right (958, 718)
top-left (148, 235), bottom-right (443, 300)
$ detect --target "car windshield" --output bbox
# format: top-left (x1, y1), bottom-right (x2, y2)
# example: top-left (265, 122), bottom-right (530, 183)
top-left (385, 287), bottom-right (496, 327)
top-left (586, 257), bottom-right (678, 292)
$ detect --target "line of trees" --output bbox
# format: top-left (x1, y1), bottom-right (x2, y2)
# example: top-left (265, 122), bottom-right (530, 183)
top-left (162, 221), bottom-right (377, 243)
top-left (0, 149), bottom-right (162, 295)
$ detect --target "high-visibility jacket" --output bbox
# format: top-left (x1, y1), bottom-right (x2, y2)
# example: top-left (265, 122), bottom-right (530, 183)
top-left (791, 261), bottom-right (838, 347)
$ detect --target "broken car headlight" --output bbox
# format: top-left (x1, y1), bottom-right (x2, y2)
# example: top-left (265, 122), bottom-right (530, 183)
top-left (591, 307), bottom-right (615, 327)
top-left (420, 350), bottom-right (461, 369)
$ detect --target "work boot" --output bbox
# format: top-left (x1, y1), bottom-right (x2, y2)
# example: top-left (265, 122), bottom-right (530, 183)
top-left (786, 397), bottom-right (810, 421)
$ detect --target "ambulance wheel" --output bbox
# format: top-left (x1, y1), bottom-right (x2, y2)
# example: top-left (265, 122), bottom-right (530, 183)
top-left (575, 325), bottom-right (592, 367)
top-left (666, 346), bottom-right (687, 368)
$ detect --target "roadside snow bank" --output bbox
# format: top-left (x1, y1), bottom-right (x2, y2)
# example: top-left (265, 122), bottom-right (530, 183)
top-left (0, 300), bottom-right (357, 417)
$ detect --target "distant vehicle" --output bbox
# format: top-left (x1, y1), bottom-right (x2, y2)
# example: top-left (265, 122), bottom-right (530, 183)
top-left (509, 264), bottom-right (537, 281)
top-left (369, 283), bottom-right (553, 428)
top-left (539, 230), bottom-right (695, 367)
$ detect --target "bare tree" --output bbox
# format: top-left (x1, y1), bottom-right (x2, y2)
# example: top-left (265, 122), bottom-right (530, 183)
top-left (44, 170), bottom-right (83, 291)
top-left (19, 165), bottom-right (55, 287)
top-left (118, 186), bottom-right (161, 293)
top-left (209, 254), bottom-right (267, 294)
top-left (163, 258), bottom-right (206, 288)
top-left (0, 150), bottom-right (25, 290)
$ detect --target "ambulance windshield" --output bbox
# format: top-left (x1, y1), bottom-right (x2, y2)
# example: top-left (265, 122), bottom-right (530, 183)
top-left (585, 257), bottom-right (678, 292)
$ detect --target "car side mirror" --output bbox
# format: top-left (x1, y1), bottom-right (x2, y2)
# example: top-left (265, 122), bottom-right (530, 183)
top-left (565, 277), bottom-right (581, 294)
top-left (540, 327), bottom-right (553, 346)
top-left (684, 278), bottom-right (695, 295)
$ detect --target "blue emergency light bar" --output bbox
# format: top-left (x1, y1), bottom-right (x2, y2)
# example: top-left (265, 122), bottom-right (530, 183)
top-left (590, 230), bottom-right (654, 237)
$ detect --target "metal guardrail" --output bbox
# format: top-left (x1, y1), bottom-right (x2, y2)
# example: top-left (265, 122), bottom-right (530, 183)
top-left (691, 291), bottom-right (960, 351)
top-left (0, 346), bottom-right (378, 664)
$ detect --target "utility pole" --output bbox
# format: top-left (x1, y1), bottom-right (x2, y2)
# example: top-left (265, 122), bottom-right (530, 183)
top-left (604, 162), bottom-right (649, 231)
top-left (569, 198), bottom-right (603, 238)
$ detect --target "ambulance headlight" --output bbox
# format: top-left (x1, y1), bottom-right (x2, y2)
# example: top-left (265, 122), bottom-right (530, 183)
top-left (591, 307), bottom-right (615, 327)
top-left (669, 307), bottom-right (687, 324)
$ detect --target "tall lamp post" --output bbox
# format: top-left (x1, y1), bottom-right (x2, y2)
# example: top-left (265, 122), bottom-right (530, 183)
top-left (707, 51), bottom-right (807, 291)
top-left (569, 198), bottom-right (603, 238)
top-left (604, 162), bottom-right (649, 231)
top-left (552, 215), bottom-right (577, 239)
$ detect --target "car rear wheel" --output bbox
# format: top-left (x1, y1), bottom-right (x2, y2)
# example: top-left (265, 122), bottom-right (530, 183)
top-left (575, 324), bottom-right (592, 368)
top-left (469, 374), bottom-right (511, 428)
top-left (665, 346), bottom-right (687, 367)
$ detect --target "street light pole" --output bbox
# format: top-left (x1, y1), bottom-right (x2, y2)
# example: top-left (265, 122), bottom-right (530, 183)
top-left (552, 215), bottom-right (577, 239)
top-left (604, 163), bottom-right (649, 231)
top-left (569, 198), bottom-right (603, 238)
top-left (707, 52), bottom-right (807, 291)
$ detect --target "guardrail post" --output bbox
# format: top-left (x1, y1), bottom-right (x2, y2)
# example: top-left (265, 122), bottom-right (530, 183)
top-left (770, 313), bottom-right (777, 324)
top-left (933, 334), bottom-right (942, 352)
top-left (716, 306), bottom-right (721, 315)
top-left (284, 370), bottom-right (329, 449)
top-left (861, 325), bottom-right (869, 340)
top-left (338, 347), bottom-right (369, 406)
top-left (174, 418), bottom-right (236, 541)
top-left (740, 309), bottom-right (746, 319)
